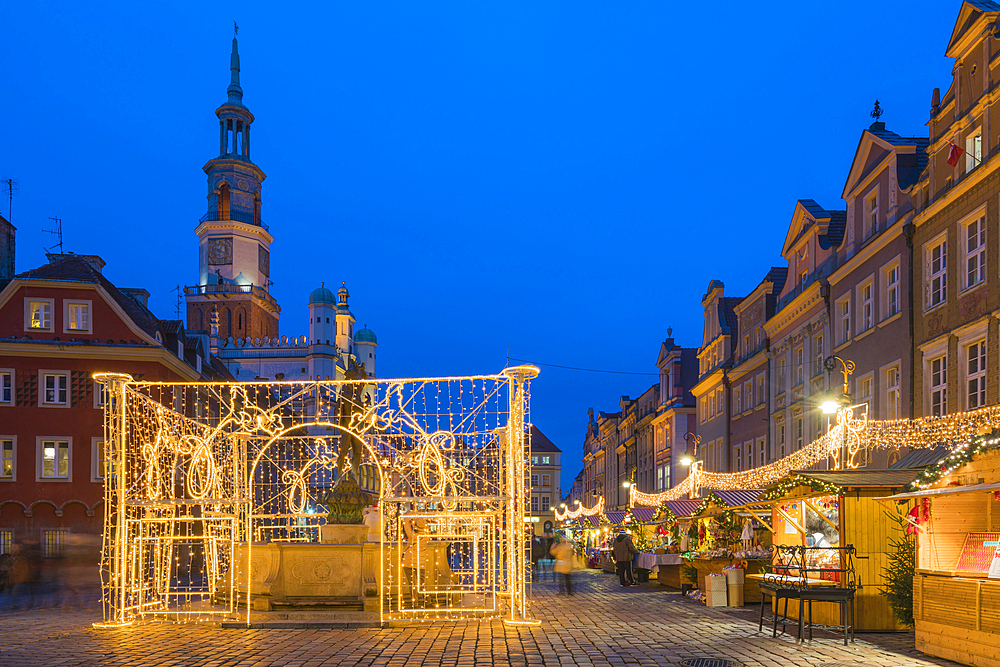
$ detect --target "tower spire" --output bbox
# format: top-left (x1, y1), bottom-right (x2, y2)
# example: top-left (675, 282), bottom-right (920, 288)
top-left (227, 26), bottom-right (244, 106)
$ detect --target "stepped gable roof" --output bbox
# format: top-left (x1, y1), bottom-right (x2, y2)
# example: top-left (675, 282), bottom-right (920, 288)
top-left (15, 256), bottom-right (160, 338)
top-left (530, 425), bottom-right (561, 453)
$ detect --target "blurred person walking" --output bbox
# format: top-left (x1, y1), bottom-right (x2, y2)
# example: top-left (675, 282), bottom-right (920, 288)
top-left (550, 537), bottom-right (575, 596)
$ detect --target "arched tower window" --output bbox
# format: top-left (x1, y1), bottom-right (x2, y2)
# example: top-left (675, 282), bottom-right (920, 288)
top-left (222, 307), bottom-right (232, 338)
top-left (254, 191), bottom-right (261, 226)
top-left (218, 183), bottom-right (231, 220)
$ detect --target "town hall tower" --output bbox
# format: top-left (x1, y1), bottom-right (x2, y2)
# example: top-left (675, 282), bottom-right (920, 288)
top-left (186, 34), bottom-right (280, 340)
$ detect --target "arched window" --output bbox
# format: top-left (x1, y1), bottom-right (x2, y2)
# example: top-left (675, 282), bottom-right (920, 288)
top-left (193, 308), bottom-right (203, 331)
top-left (218, 183), bottom-right (231, 220)
top-left (222, 307), bottom-right (232, 338)
top-left (254, 191), bottom-right (261, 226)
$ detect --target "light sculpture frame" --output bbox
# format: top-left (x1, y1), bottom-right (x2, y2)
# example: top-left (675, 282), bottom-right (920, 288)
top-left (93, 366), bottom-right (540, 627)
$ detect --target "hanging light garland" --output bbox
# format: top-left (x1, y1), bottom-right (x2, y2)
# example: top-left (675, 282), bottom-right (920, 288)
top-left (906, 430), bottom-right (1000, 491)
top-left (760, 475), bottom-right (842, 501)
top-left (553, 496), bottom-right (603, 522)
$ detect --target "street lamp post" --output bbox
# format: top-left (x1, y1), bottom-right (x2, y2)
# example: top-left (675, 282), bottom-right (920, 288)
top-left (822, 355), bottom-right (855, 469)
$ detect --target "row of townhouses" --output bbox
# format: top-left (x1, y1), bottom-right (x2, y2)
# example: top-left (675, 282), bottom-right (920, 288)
top-left (567, 0), bottom-right (1000, 510)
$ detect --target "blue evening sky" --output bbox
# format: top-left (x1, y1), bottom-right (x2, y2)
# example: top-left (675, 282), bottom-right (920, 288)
top-left (2, 1), bottom-right (958, 490)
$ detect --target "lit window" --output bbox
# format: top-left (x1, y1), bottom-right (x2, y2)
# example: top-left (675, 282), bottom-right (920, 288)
top-left (41, 440), bottom-right (69, 478)
top-left (656, 466), bottom-right (663, 490)
top-left (885, 367), bottom-right (900, 420)
top-left (541, 456), bottom-right (550, 465)
top-left (1, 440), bottom-right (12, 477)
top-left (964, 215), bottom-right (986, 290)
top-left (43, 529), bottom-right (68, 558)
top-left (966, 128), bottom-right (982, 172)
top-left (42, 374), bottom-right (68, 405)
top-left (530, 456), bottom-right (538, 465)
top-left (541, 474), bottom-right (550, 487)
top-left (67, 302), bottom-right (90, 331)
top-left (930, 355), bottom-right (947, 416)
top-left (29, 301), bottom-right (52, 329)
top-left (0, 530), bottom-right (11, 555)
top-left (531, 473), bottom-right (538, 487)
top-left (93, 439), bottom-right (111, 480)
top-left (928, 237), bottom-right (947, 308)
top-left (885, 263), bottom-right (899, 317)
top-left (968, 341), bottom-right (986, 409)
top-left (0, 370), bottom-right (11, 404)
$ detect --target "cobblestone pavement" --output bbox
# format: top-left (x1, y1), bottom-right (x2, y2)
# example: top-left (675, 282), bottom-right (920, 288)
top-left (0, 568), bottom-right (962, 667)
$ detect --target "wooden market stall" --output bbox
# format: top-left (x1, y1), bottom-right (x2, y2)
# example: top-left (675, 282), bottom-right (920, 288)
top-left (751, 468), bottom-right (924, 632)
top-left (879, 446), bottom-right (1000, 667)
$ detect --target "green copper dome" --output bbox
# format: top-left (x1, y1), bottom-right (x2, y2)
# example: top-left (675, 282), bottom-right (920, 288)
top-left (355, 325), bottom-right (377, 344)
top-left (309, 283), bottom-right (336, 305)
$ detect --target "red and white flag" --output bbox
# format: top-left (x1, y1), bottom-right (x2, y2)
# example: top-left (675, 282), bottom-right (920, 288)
top-left (947, 143), bottom-right (962, 167)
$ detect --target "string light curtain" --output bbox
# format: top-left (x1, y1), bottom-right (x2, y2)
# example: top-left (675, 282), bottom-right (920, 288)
top-left (94, 367), bottom-right (540, 627)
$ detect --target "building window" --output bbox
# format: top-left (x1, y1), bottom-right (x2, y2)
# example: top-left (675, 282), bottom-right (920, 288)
top-left (967, 128), bottom-right (982, 172)
top-left (43, 529), bottom-right (68, 558)
top-left (859, 281), bottom-right (873, 332)
top-left (743, 333), bottom-right (750, 357)
top-left (813, 336), bottom-right (824, 378)
top-left (778, 423), bottom-right (786, 458)
top-left (65, 301), bottom-right (91, 332)
top-left (967, 340), bottom-right (987, 410)
top-left (1, 439), bottom-right (13, 478)
top-left (700, 397), bottom-right (707, 423)
top-left (927, 236), bottom-right (947, 308)
top-left (930, 355), bottom-right (947, 416)
top-left (530, 455), bottom-right (538, 465)
top-left (963, 214), bottom-right (986, 290)
top-left (656, 466), bottom-right (663, 490)
top-left (747, 442), bottom-right (754, 469)
top-left (39, 440), bottom-right (70, 479)
top-left (837, 296), bottom-right (851, 345)
top-left (755, 326), bottom-right (762, 347)
top-left (0, 530), bottom-right (11, 555)
top-left (865, 190), bottom-right (879, 238)
top-left (0, 370), bottom-right (11, 404)
top-left (530, 473), bottom-right (539, 487)
top-left (795, 418), bottom-right (803, 450)
top-left (757, 375), bottom-right (765, 405)
top-left (857, 374), bottom-right (873, 412)
top-left (734, 388), bottom-right (742, 414)
top-left (884, 366), bottom-right (900, 419)
top-left (744, 380), bottom-right (753, 409)
top-left (735, 447), bottom-right (742, 471)
top-left (541, 455), bottom-right (550, 465)
top-left (41, 373), bottom-right (68, 406)
top-left (27, 299), bottom-right (53, 330)
top-left (541, 474), bottom-right (550, 487)
top-left (531, 496), bottom-right (539, 512)
top-left (794, 346), bottom-right (804, 386)
top-left (716, 388), bottom-right (724, 417)
top-left (758, 438), bottom-right (766, 466)
top-left (884, 261), bottom-right (900, 318)
top-left (540, 496), bottom-right (550, 511)
top-left (92, 438), bottom-right (109, 481)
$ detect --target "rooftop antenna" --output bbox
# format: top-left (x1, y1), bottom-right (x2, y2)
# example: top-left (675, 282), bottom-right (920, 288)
top-left (1, 178), bottom-right (17, 222)
top-left (172, 284), bottom-right (184, 319)
top-left (43, 216), bottom-right (63, 254)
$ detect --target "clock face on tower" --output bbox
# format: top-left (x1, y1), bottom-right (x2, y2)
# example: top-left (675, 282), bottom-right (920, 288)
top-left (208, 237), bottom-right (234, 265)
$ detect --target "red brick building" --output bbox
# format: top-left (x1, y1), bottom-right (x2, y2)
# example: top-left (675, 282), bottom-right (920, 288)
top-left (0, 252), bottom-right (229, 556)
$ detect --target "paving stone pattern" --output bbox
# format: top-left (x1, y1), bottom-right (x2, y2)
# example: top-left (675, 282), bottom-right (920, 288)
top-left (0, 569), bottom-right (963, 667)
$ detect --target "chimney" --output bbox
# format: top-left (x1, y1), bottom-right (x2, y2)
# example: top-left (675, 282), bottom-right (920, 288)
top-left (120, 288), bottom-right (151, 308)
top-left (46, 252), bottom-right (106, 274)
top-left (0, 214), bottom-right (14, 282)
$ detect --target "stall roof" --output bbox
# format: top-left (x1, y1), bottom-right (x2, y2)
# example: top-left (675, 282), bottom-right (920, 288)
top-left (876, 482), bottom-right (1000, 501)
top-left (606, 511), bottom-right (625, 525)
top-left (889, 447), bottom-right (949, 469)
top-left (578, 515), bottom-right (601, 528)
top-left (663, 500), bottom-right (700, 518)
top-left (714, 490), bottom-right (764, 506)
top-left (632, 507), bottom-right (656, 523)
top-left (791, 468), bottom-right (925, 488)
